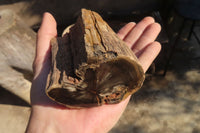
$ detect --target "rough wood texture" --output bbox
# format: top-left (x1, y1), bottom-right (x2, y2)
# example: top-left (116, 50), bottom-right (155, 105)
top-left (0, 9), bottom-right (36, 104)
top-left (46, 9), bottom-right (145, 108)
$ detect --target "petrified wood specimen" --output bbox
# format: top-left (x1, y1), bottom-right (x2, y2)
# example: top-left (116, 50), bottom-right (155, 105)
top-left (46, 9), bottom-right (145, 108)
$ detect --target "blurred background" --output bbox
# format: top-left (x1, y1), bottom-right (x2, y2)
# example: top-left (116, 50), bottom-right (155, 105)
top-left (0, 0), bottom-right (200, 132)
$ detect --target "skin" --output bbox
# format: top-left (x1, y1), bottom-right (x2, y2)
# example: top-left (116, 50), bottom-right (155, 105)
top-left (26, 12), bottom-right (161, 133)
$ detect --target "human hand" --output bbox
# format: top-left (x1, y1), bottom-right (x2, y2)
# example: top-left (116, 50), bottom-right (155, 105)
top-left (26, 13), bottom-right (161, 133)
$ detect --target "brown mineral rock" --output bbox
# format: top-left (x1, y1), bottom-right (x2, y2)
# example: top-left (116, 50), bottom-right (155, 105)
top-left (45, 9), bottom-right (145, 108)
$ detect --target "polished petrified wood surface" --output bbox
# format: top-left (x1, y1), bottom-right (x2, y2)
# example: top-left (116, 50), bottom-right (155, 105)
top-left (46, 9), bottom-right (145, 108)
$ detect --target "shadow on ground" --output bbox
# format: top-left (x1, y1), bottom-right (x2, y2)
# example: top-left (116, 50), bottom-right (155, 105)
top-left (0, 86), bottom-right (30, 107)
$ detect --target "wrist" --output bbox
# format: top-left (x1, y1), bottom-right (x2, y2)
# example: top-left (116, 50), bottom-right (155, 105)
top-left (26, 106), bottom-right (59, 133)
top-left (26, 105), bottom-right (98, 133)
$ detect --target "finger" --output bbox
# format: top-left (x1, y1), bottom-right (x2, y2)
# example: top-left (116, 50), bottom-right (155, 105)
top-left (138, 41), bottom-right (161, 72)
top-left (123, 17), bottom-right (155, 48)
top-left (36, 12), bottom-right (57, 60)
top-left (132, 23), bottom-right (161, 56)
top-left (117, 22), bottom-right (136, 40)
top-left (33, 12), bottom-right (57, 75)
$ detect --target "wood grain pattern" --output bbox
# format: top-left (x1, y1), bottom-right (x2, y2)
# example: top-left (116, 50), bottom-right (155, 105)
top-left (0, 9), bottom-right (36, 104)
top-left (46, 9), bottom-right (145, 108)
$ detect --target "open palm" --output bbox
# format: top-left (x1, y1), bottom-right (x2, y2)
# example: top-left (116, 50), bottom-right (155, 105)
top-left (27, 13), bottom-right (161, 133)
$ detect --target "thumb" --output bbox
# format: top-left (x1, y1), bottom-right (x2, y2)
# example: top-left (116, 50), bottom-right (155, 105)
top-left (33, 12), bottom-right (57, 78)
